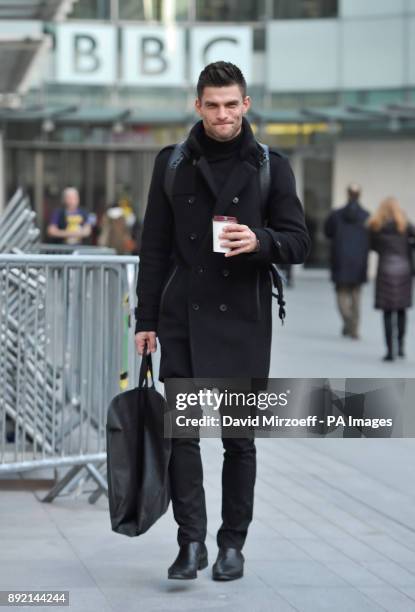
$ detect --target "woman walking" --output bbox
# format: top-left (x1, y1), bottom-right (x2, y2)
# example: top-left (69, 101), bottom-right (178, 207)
top-left (368, 197), bottom-right (414, 361)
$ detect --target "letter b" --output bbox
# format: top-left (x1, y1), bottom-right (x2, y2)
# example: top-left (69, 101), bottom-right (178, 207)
top-left (141, 37), bottom-right (167, 75)
top-left (74, 35), bottom-right (101, 73)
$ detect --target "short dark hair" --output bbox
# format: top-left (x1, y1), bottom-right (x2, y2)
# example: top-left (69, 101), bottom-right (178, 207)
top-left (197, 61), bottom-right (247, 99)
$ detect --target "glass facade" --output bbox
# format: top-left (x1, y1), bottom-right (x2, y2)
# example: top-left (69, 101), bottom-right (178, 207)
top-left (271, 91), bottom-right (339, 109)
top-left (69, 0), bottom-right (110, 20)
top-left (195, 0), bottom-right (266, 22)
top-left (273, 0), bottom-right (338, 19)
top-left (339, 89), bottom-right (411, 106)
top-left (118, 0), bottom-right (189, 21)
top-left (69, 0), bottom-right (337, 21)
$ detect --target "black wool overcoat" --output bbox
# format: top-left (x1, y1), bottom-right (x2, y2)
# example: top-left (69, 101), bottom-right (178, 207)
top-left (135, 118), bottom-right (311, 380)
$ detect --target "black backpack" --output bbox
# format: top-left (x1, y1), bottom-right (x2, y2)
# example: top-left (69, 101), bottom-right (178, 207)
top-left (164, 141), bottom-right (286, 323)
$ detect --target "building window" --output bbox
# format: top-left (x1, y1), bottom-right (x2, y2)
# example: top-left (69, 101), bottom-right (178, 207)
top-left (119, 0), bottom-right (189, 21)
top-left (340, 89), bottom-right (407, 106)
top-left (253, 27), bottom-right (265, 51)
top-left (195, 0), bottom-right (266, 22)
top-left (273, 0), bottom-right (338, 19)
top-left (270, 91), bottom-right (338, 109)
top-left (69, 0), bottom-right (110, 19)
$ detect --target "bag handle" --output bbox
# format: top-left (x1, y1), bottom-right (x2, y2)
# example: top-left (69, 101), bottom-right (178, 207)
top-left (139, 343), bottom-right (154, 388)
top-left (269, 263), bottom-right (286, 325)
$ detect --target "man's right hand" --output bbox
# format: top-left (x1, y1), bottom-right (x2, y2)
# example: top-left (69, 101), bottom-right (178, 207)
top-left (135, 331), bottom-right (157, 355)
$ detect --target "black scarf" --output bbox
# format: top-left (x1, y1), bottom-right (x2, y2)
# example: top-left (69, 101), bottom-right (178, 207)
top-left (185, 116), bottom-right (262, 167)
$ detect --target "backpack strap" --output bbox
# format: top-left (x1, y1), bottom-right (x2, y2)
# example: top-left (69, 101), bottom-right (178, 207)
top-left (257, 143), bottom-right (286, 325)
top-left (257, 142), bottom-right (271, 218)
top-left (164, 140), bottom-right (188, 204)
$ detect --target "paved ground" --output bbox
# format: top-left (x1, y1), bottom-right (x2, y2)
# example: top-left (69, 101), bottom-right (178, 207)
top-left (1, 272), bottom-right (415, 612)
top-left (270, 269), bottom-right (415, 378)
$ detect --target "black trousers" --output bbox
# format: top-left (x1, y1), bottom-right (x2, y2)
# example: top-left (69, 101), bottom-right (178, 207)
top-left (162, 333), bottom-right (256, 551)
top-left (383, 309), bottom-right (406, 354)
top-left (169, 435), bottom-right (256, 550)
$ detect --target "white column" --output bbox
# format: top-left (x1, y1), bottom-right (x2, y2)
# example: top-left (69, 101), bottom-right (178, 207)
top-left (290, 151), bottom-right (305, 206)
top-left (0, 131), bottom-right (5, 214)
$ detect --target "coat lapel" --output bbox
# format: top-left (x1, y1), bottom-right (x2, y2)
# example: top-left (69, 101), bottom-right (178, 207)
top-left (184, 117), bottom-right (262, 216)
top-left (196, 157), bottom-right (218, 200)
top-left (212, 160), bottom-right (257, 217)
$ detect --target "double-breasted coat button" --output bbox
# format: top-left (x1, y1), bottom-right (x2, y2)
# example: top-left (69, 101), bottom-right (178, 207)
top-left (197, 266), bottom-right (204, 274)
top-left (219, 304), bottom-right (228, 312)
top-left (232, 196), bottom-right (239, 204)
top-left (192, 303), bottom-right (200, 311)
top-left (189, 233), bottom-right (197, 241)
top-left (222, 269), bottom-right (230, 277)
top-left (188, 196), bottom-right (195, 204)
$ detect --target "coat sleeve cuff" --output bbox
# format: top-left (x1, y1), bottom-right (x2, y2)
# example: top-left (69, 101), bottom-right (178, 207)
top-left (244, 228), bottom-right (276, 264)
top-left (134, 319), bottom-right (158, 334)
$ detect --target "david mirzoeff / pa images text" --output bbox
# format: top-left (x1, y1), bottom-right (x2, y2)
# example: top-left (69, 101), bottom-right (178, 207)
top-left (164, 379), bottom-right (410, 438)
top-left (174, 414), bottom-right (393, 430)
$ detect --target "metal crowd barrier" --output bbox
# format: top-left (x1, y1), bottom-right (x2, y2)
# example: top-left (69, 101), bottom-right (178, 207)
top-left (34, 244), bottom-right (117, 255)
top-left (0, 189), bottom-right (40, 252)
top-left (0, 254), bottom-right (139, 503)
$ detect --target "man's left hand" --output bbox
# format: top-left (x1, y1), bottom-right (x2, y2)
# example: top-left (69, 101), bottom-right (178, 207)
top-left (219, 223), bottom-right (258, 257)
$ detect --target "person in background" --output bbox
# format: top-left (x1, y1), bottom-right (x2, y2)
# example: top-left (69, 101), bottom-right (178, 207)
top-left (324, 184), bottom-right (370, 339)
top-left (368, 197), bottom-right (414, 361)
top-left (131, 216), bottom-right (143, 255)
top-left (98, 202), bottom-right (137, 255)
top-left (47, 187), bottom-right (92, 245)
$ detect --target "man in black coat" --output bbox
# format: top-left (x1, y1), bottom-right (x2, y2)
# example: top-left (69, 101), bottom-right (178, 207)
top-left (134, 62), bottom-right (310, 581)
top-left (324, 184), bottom-right (370, 339)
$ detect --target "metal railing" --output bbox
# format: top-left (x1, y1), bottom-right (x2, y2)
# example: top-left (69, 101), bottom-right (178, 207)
top-left (33, 244), bottom-right (117, 255)
top-left (0, 254), bottom-right (139, 502)
top-left (0, 188), bottom-right (40, 252)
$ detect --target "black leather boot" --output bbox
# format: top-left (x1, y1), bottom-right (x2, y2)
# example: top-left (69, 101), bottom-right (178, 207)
top-left (168, 542), bottom-right (208, 580)
top-left (383, 311), bottom-right (394, 361)
top-left (398, 310), bottom-right (406, 357)
top-left (212, 547), bottom-right (244, 581)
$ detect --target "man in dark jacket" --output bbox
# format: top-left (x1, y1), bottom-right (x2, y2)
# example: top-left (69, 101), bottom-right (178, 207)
top-left (324, 184), bottom-right (370, 339)
top-left (134, 62), bottom-right (310, 581)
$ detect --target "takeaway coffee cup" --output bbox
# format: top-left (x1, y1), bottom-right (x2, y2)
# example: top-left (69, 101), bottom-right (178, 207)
top-left (212, 216), bottom-right (238, 253)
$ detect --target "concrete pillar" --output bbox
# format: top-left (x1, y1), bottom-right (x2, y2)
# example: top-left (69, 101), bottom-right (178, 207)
top-left (34, 150), bottom-right (44, 229)
top-left (0, 131), bottom-right (5, 214)
top-left (106, 152), bottom-right (116, 205)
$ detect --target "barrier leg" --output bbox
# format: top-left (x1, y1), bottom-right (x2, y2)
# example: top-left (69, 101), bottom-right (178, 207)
top-left (85, 462), bottom-right (108, 504)
top-left (41, 464), bottom-right (84, 502)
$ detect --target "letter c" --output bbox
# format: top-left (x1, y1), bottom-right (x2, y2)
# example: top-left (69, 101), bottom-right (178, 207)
top-left (202, 37), bottom-right (238, 65)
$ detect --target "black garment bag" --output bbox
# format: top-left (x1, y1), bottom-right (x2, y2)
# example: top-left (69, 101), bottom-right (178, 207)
top-left (106, 348), bottom-right (171, 536)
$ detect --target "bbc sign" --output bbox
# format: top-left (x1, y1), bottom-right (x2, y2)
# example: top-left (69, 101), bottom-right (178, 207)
top-left (55, 23), bottom-right (252, 86)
